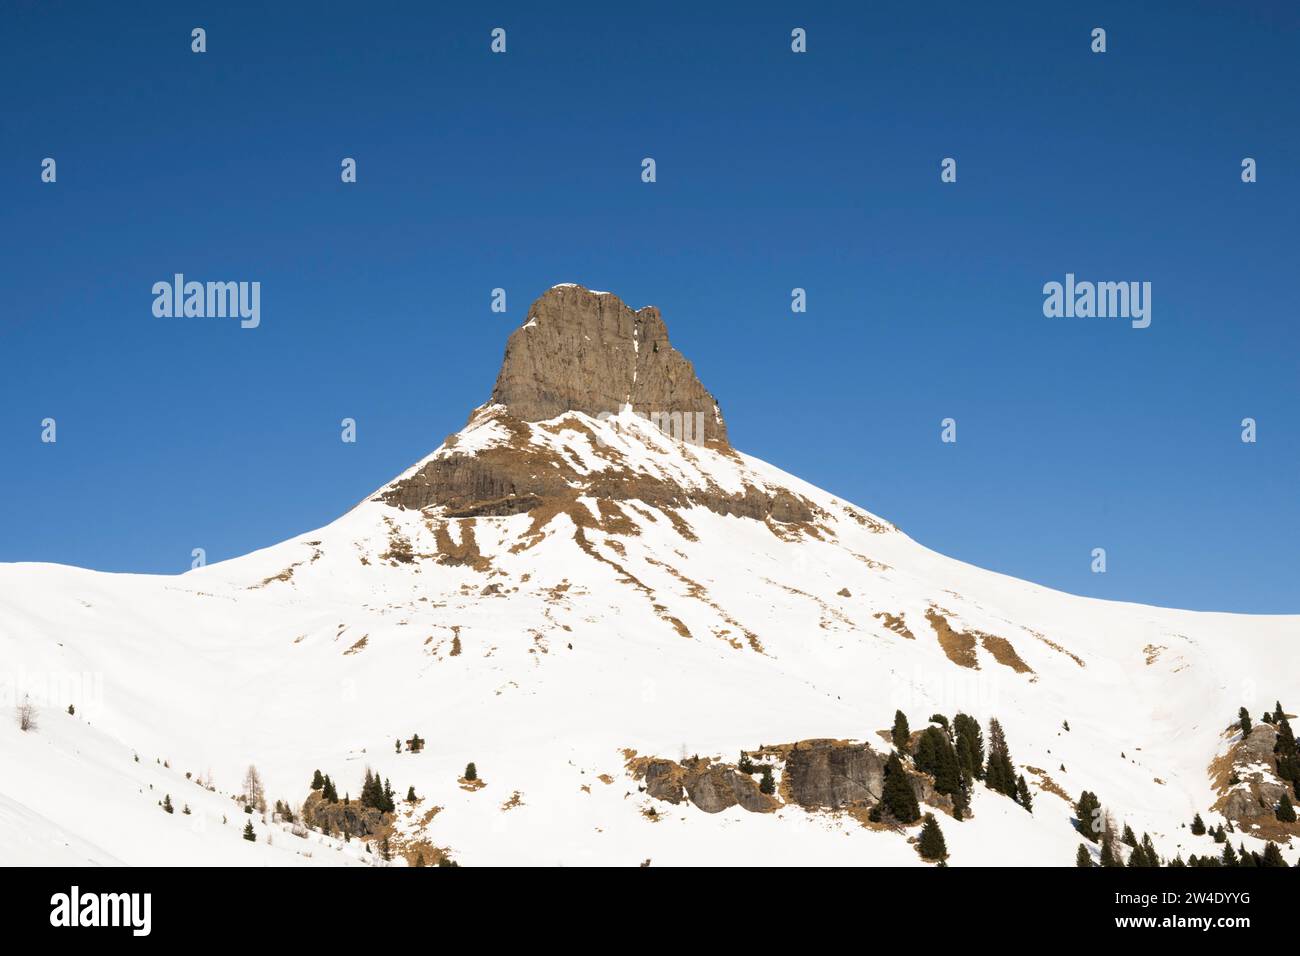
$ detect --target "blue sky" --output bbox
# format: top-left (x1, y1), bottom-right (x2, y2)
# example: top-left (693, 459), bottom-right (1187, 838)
top-left (2, 1), bottom-right (1297, 613)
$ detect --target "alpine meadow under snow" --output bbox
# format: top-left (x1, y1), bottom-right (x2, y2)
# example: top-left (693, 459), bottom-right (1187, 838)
top-left (3, 285), bottom-right (1298, 867)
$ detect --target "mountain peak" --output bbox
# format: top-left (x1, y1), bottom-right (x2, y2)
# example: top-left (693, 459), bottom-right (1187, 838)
top-left (489, 284), bottom-right (728, 447)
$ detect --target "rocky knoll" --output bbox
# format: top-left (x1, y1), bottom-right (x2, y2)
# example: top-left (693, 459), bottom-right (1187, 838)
top-left (490, 284), bottom-right (729, 447)
top-left (1217, 724), bottom-right (1295, 828)
top-left (630, 738), bottom-right (949, 818)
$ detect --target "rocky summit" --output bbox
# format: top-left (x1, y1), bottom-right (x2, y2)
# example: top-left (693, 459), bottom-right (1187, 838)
top-left (489, 284), bottom-right (728, 447)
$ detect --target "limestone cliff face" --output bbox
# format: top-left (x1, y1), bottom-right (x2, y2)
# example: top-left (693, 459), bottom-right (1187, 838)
top-left (489, 284), bottom-right (728, 447)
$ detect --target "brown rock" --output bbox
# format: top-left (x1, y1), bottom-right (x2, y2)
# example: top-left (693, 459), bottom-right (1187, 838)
top-left (490, 285), bottom-right (729, 446)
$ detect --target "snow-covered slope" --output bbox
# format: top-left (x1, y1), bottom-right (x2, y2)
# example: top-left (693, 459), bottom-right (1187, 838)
top-left (2, 286), bottom-right (1296, 867)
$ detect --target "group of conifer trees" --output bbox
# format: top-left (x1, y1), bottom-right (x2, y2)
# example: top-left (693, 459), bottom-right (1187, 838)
top-left (1074, 797), bottom-right (1291, 867)
top-left (891, 710), bottom-right (1031, 824)
top-left (307, 767), bottom-right (396, 813)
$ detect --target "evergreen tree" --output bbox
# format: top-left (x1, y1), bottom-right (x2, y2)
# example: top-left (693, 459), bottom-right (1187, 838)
top-left (953, 713), bottom-right (985, 783)
top-left (892, 710), bottom-right (911, 752)
top-left (1169, 853), bottom-right (1186, 867)
top-left (243, 820), bottom-right (255, 842)
top-left (383, 778), bottom-right (395, 813)
top-left (1277, 792), bottom-right (1296, 822)
top-left (395, 738), bottom-right (401, 753)
top-left (1213, 824), bottom-right (1226, 844)
top-left (407, 785), bottom-right (417, 803)
top-left (1075, 844), bottom-right (1094, 867)
top-left (738, 752), bottom-right (756, 774)
top-left (1190, 812), bottom-right (1206, 835)
top-left (1222, 841), bottom-right (1237, 866)
top-left (914, 726), bottom-right (960, 797)
top-left (1261, 842), bottom-right (1288, 868)
top-left (1122, 823), bottom-right (1137, 848)
top-left (464, 762), bottom-right (478, 781)
top-left (759, 766), bottom-right (775, 795)
top-left (162, 794), bottom-right (174, 814)
top-left (1075, 791), bottom-right (1102, 841)
top-left (1276, 701), bottom-right (1286, 722)
top-left (881, 752), bottom-right (920, 823)
top-left (984, 718), bottom-right (1017, 797)
top-left (917, 813), bottom-right (947, 862)
top-left (1140, 833), bottom-right (1159, 867)
top-left (1238, 706), bottom-right (1252, 737)
top-left (311, 769), bottom-right (324, 790)
top-left (380, 835), bottom-right (391, 861)
top-left (1099, 834), bottom-right (1119, 867)
top-left (1015, 774), bottom-right (1033, 812)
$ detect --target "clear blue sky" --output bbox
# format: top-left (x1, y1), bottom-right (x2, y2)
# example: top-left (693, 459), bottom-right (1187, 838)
top-left (2, 1), bottom-right (1297, 613)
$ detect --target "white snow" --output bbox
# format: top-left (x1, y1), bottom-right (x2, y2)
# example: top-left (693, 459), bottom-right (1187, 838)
top-left (1, 409), bottom-right (1297, 866)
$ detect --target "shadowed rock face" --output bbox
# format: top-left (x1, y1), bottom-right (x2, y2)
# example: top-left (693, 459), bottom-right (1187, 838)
top-left (784, 740), bottom-right (886, 808)
top-left (490, 284), bottom-right (729, 447)
top-left (1222, 724), bottom-right (1291, 824)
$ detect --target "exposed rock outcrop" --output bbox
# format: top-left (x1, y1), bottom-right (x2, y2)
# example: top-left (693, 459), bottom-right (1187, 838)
top-left (1215, 724), bottom-right (1294, 829)
top-left (633, 756), bottom-right (779, 814)
top-left (777, 739), bottom-right (948, 812)
top-left (630, 738), bottom-right (952, 820)
top-left (491, 284), bottom-right (728, 446)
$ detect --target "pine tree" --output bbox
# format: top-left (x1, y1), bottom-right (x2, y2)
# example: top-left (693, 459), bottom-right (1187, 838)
top-left (323, 775), bottom-right (338, 803)
top-left (395, 738), bottom-right (401, 753)
top-left (914, 726), bottom-right (960, 797)
top-left (881, 752), bottom-right (920, 823)
top-left (1238, 706), bottom-right (1252, 737)
top-left (1015, 774), bottom-right (1033, 812)
top-left (759, 766), bottom-right (775, 795)
top-left (1222, 842), bottom-right (1237, 866)
top-left (892, 710), bottom-right (911, 752)
top-left (1276, 701), bottom-right (1286, 722)
top-left (1141, 833), bottom-right (1159, 867)
top-left (162, 794), bottom-right (174, 814)
top-left (1075, 791), bottom-right (1102, 841)
top-left (1277, 793), bottom-right (1296, 822)
top-left (1075, 844), bottom-right (1094, 867)
top-left (1261, 842), bottom-right (1288, 867)
top-left (243, 820), bottom-right (255, 842)
top-left (1099, 834), bottom-right (1119, 867)
top-left (1213, 824), bottom-right (1226, 843)
top-left (383, 778), bottom-right (395, 813)
top-left (953, 713), bottom-right (985, 783)
top-left (984, 718), bottom-right (1017, 797)
top-left (1122, 823), bottom-right (1137, 848)
top-left (407, 785), bottom-right (417, 803)
top-left (380, 835), bottom-right (391, 862)
top-left (1190, 812), bottom-right (1206, 835)
top-left (464, 762), bottom-right (478, 781)
top-left (917, 813), bottom-right (947, 862)
top-left (311, 769), bottom-right (324, 790)
top-left (738, 752), bottom-right (756, 774)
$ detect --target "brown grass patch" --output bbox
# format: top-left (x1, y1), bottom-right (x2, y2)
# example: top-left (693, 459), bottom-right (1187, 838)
top-left (925, 609), bottom-right (978, 669)
top-left (1024, 766), bottom-right (1071, 802)
top-left (343, 635), bottom-right (369, 655)
top-left (978, 633), bottom-right (1034, 674)
top-left (500, 791), bottom-right (524, 811)
top-left (874, 611), bottom-right (915, 640)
